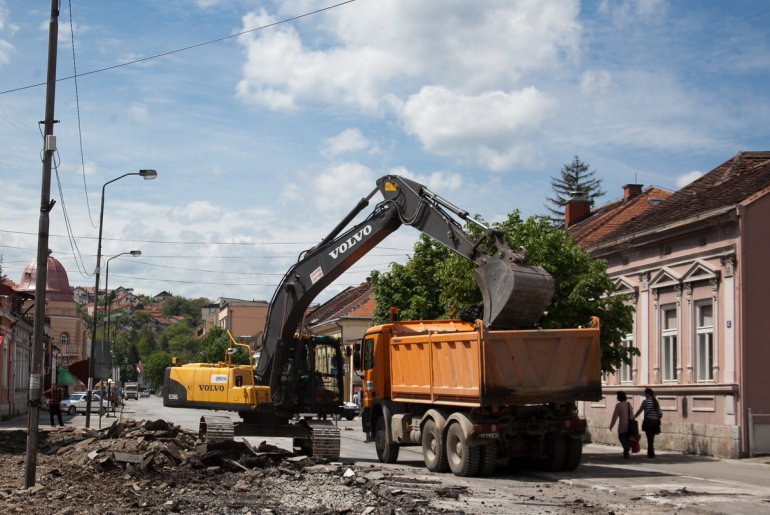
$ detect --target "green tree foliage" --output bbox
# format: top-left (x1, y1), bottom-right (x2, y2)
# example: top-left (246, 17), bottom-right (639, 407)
top-left (198, 326), bottom-right (250, 365)
top-left (161, 296), bottom-right (210, 325)
top-left (144, 351), bottom-right (172, 388)
top-left (370, 211), bottom-right (635, 373)
top-left (545, 156), bottom-right (606, 221)
top-left (135, 328), bottom-right (159, 359)
top-left (161, 322), bottom-right (198, 363)
top-left (370, 235), bottom-right (452, 323)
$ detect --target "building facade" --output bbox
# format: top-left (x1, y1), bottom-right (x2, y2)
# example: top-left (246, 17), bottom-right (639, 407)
top-left (0, 281), bottom-right (35, 418)
top-left (569, 152), bottom-right (770, 458)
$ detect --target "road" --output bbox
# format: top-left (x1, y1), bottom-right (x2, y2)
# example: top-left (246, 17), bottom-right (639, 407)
top-left (98, 395), bottom-right (770, 514)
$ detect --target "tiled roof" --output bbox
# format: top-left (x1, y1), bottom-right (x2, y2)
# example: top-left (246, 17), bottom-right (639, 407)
top-left (595, 151), bottom-right (770, 246)
top-left (569, 186), bottom-right (672, 248)
top-left (307, 282), bottom-right (373, 328)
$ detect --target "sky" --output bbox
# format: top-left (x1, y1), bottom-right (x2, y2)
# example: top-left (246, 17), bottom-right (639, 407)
top-left (1, 0), bottom-right (770, 305)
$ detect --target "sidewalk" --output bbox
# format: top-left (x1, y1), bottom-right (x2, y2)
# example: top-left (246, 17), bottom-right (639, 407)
top-left (0, 406), bottom-right (127, 431)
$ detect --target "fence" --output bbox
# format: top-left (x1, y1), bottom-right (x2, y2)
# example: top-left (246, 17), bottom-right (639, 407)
top-left (748, 408), bottom-right (770, 457)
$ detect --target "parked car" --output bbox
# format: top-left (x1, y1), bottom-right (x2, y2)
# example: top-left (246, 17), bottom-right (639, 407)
top-left (339, 401), bottom-right (360, 421)
top-left (60, 392), bottom-right (111, 416)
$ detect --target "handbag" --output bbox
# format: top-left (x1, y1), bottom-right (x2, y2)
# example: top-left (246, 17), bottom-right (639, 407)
top-left (627, 403), bottom-right (639, 438)
top-left (630, 436), bottom-right (641, 453)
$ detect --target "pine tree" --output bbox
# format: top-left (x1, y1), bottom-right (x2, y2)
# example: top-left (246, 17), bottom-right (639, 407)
top-left (545, 156), bottom-right (605, 221)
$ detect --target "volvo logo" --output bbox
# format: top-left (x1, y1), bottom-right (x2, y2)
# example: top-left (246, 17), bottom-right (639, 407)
top-left (199, 385), bottom-right (225, 392)
top-left (328, 225), bottom-right (372, 259)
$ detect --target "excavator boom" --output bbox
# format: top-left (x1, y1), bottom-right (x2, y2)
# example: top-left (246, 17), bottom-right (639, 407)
top-left (257, 175), bottom-right (555, 400)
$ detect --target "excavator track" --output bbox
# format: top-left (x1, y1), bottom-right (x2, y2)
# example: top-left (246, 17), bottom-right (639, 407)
top-left (293, 420), bottom-right (341, 459)
top-left (200, 415), bottom-right (235, 443)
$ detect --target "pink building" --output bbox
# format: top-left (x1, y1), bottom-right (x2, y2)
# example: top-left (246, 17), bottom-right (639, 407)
top-left (568, 151), bottom-right (770, 458)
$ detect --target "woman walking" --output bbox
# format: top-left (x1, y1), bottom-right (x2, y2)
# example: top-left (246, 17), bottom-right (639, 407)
top-left (635, 387), bottom-right (662, 458)
top-left (609, 391), bottom-right (634, 458)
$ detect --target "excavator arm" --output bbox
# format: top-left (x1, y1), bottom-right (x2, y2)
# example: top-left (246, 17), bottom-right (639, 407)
top-left (257, 175), bottom-right (555, 403)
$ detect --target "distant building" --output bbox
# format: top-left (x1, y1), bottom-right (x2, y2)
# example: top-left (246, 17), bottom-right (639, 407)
top-left (0, 280), bottom-right (36, 418)
top-left (17, 250), bottom-right (88, 370)
top-left (216, 298), bottom-right (269, 347)
top-left (153, 291), bottom-right (173, 302)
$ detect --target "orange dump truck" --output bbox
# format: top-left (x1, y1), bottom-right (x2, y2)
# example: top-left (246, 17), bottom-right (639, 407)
top-left (357, 318), bottom-right (602, 477)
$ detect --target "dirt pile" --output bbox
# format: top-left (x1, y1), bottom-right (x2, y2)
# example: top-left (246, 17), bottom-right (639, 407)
top-left (0, 420), bottom-right (463, 514)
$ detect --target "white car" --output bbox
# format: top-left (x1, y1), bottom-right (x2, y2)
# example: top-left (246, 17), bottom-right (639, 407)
top-left (60, 392), bottom-right (112, 416)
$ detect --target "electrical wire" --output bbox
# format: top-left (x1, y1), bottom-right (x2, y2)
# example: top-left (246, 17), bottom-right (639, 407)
top-left (0, 0), bottom-right (359, 96)
top-left (52, 155), bottom-right (94, 279)
top-left (67, 0), bottom-right (97, 230)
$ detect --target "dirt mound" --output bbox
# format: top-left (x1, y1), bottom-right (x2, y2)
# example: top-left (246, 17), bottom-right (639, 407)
top-left (0, 420), bottom-right (463, 514)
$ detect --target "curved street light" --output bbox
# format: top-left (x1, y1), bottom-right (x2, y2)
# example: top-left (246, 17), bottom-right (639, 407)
top-left (102, 250), bottom-right (141, 400)
top-left (86, 170), bottom-right (157, 428)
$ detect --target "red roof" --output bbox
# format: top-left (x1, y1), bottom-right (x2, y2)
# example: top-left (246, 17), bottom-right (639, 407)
top-left (590, 151), bottom-right (770, 247)
top-left (568, 186), bottom-right (672, 248)
top-left (307, 282), bottom-right (373, 328)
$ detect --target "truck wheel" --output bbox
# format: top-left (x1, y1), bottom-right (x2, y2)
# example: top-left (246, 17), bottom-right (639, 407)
top-left (542, 433), bottom-right (566, 471)
top-left (561, 436), bottom-right (583, 471)
top-left (421, 419), bottom-right (448, 472)
top-left (375, 416), bottom-right (399, 463)
top-left (446, 422), bottom-right (480, 477)
top-left (478, 443), bottom-right (498, 476)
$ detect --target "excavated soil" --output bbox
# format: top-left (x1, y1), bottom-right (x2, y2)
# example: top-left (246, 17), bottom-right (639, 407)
top-left (0, 420), bottom-right (464, 515)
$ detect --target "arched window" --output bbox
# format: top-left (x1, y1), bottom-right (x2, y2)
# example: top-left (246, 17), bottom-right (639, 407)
top-left (60, 333), bottom-right (69, 346)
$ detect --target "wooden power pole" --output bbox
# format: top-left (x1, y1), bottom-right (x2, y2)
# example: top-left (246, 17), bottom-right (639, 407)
top-left (24, 0), bottom-right (60, 488)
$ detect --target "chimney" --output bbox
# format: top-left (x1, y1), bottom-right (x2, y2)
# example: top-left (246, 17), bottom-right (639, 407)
top-left (623, 184), bottom-right (643, 200)
top-left (565, 191), bottom-right (591, 227)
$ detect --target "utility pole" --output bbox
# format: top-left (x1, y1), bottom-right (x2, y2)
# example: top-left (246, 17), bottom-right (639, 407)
top-left (24, 0), bottom-right (59, 488)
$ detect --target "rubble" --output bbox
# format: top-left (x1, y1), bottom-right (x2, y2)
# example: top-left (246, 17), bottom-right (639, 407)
top-left (0, 420), bottom-right (462, 514)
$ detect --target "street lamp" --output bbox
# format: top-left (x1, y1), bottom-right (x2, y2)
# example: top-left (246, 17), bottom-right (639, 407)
top-left (86, 169), bottom-right (157, 428)
top-left (102, 250), bottom-right (141, 415)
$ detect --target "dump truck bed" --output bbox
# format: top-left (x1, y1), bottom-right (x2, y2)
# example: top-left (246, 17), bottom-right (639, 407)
top-left (387, 321), bottom-right (601, 407)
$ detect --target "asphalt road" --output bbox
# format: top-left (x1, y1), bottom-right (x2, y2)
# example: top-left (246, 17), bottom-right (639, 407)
top-left (9, 396), bottom-right (770, 514)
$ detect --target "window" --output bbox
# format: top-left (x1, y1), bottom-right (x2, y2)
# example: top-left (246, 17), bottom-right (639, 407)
top-left (696, 302), bottom-right (714, 382)
top-left (661, 306), bottom-right (678, 381)
top-left (60, 332), bottom-right (69, 346)
top-left (363, 338), bottom-right (375, 370)
top-left (620, 334), bottom-right (634, 383)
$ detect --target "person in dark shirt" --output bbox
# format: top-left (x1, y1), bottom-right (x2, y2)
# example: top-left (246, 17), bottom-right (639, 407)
top-left (635, 387), bottom-right (662, 458)
top-left (44, 384), bottom-right (65, 427)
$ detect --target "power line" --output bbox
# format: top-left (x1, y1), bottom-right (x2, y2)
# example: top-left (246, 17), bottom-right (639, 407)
top-left (0, 0), bottom-right (358, 96)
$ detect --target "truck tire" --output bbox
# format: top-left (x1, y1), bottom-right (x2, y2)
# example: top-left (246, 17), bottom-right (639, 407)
top-left (446, 422), bottom-right (480, 477)
top-left (542, 433), bottom-right (566, 471)
top-left (375, 416), bottom-right (400, 463)
top-left (478, 443), bottom-right (498, 476)
top-left (561, 436), bottom-right (583, 471)
top-left (422, 419), bottom-right (449, 472)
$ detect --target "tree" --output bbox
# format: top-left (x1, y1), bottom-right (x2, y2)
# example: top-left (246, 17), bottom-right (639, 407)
top-left (198, 326), bottom-right (250, 365)
top-left (144, 351), bottom-right (172, 388)
top-left (370, 211), bottom-right (636, 373)
top-left (370, 235), bottom-right (452, 324)
top-left (161, 296), bottom-right (210, 325)
top-left (545, 156), bottom-right (606, 221)
top-left (161, 322), bottom-right (197, 363)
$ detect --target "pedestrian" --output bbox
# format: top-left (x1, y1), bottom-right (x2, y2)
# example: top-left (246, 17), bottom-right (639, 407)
top-left (609, 391), bottom-right (634, 459)
top-left (44, 384), bottom-right (64, 427)
top-left (352, 390), bottom-right (361, 407)
top-left (635, 387), bottom-right (662, 458)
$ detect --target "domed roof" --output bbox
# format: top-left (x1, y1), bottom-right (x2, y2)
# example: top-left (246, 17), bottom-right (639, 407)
top-left (18, 250), bottom-right (75, 302)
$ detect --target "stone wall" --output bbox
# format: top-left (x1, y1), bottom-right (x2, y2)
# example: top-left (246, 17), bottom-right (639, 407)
top-left (586, 419), bottom-right (741, 458)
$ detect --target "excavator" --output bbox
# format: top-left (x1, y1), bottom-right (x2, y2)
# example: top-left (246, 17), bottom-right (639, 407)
top-left (163, 175), bottom-right (555, 458)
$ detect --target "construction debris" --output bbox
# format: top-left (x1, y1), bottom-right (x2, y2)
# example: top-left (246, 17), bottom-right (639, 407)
top-left (0, 420), bottom-right (461, 514)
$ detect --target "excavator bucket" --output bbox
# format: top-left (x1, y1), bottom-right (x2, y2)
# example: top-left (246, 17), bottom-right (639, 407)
top-left (474, 253), bottom-right (555, 329)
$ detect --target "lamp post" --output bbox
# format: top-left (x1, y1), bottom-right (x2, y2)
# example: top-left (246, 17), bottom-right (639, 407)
top-left (102, 250), bottom-right (141, 416)
top-left (86, 169), bottom-right (156, 428)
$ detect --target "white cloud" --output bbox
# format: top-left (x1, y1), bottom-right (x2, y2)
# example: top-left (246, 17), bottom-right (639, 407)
top-left (388, 166), bottom-right (463, 194)
top-left (0, 0), bottom-right (16, 66)
top-left (169, 200), bottom-right (223, 224)
top-left (580, 69), bottom-right (612, 95)
top-left (400, 86), bottom-right (556, 171)
top-left (312, 162), bottom-right (374, 206)
top-left (676, 170), bottom-right (702, 188)
top-left (598, 0), bottom-right (667, 24)
top-left (130, 103), bottom-right (150, 122)
top-left (321, 128), bottom-right (378, 158)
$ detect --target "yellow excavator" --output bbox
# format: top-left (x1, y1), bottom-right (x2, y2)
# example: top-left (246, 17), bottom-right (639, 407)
top-left (163, 175), bottom-right (554, 458)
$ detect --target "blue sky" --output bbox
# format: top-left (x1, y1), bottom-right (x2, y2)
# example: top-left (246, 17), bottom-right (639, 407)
top-left (1, 0), bottom-right (769, 303)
